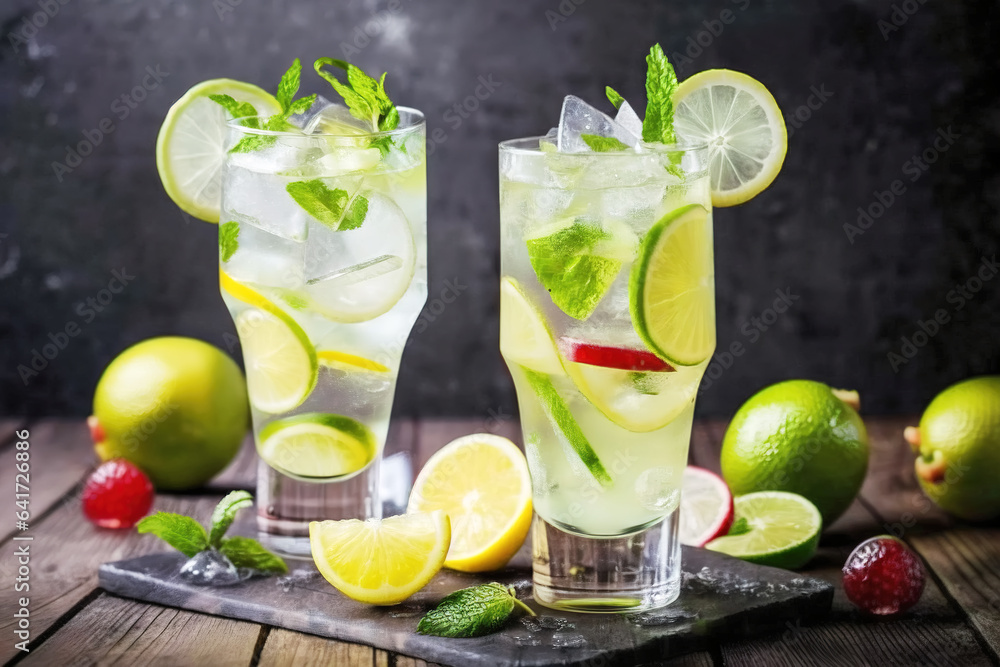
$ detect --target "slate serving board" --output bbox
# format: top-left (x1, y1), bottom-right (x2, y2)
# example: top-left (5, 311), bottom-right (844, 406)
top-left (99, 544), bottom-right (832, 666)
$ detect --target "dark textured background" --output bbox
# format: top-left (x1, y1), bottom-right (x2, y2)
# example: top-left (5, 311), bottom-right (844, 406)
top-left (1, 0), bottom-right (997, 419)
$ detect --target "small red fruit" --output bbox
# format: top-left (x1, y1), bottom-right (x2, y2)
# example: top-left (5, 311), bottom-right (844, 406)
top-left (559, 337), bottom-right (674, 372)
top-left (82, 459), bottom-right (155, 529)
top-left (842, 535), bottom-right (926, 615)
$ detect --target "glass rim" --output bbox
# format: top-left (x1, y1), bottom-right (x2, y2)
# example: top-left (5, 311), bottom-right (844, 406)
top-left (498, 135), bottom-right (709, 156)
top-left (226, 105), bottom-right (425, 138)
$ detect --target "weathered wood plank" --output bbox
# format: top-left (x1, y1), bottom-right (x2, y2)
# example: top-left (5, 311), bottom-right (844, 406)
top-left (0, 420), bottom-right (96, 544)
top-left (18, 592), bottom-right (259, 667)
top-left (0, 493), bottom-right (223, 664)
top-left (395, 656), bottom-right (441, 667)
top-left (414, 417), bottom-right (522, 471)
top-left (652, 652), bottom-right (716, 667)
top-left (258, 629), bottom-right (389, 667)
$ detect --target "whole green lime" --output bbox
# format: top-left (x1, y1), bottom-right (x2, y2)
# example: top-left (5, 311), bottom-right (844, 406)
top-left (910, 376), bottom-right (1000, 520)
top-left (721, 380), bottom-right (869, 525)
top-left (91, 337), bottom-right (249, 490)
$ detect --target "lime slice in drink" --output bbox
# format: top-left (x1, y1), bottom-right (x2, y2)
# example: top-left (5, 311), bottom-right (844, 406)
top-left (317, 349), bottom-right (390, 373)
top-left (499, 277), bottom-right (562, 375)
top-left (706, 491), bottom-right (822, 569)
top-left (526, 219), bottom-right (633, 320)
top-left (156, 79), bottom-right (282, 223)
top-left (233, 306), bottom-right (318, 414)
top-left (629, 204), bottom-right (715, 367)
top-left (521, 367), bottom-right (611, 485)
top-left (673, 69), bottom-right (787, 208)
top-left (260, 413), bottom-right (375, 479)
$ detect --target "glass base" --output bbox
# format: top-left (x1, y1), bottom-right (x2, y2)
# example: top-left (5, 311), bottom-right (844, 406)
top-left (256, 458), bottom-right (381, 559)
top-left (531, 509), bottom-right (681, 613)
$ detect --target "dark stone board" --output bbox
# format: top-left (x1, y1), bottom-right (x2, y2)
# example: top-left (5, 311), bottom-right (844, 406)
top-left (99, 546), bottom-right (832, 666)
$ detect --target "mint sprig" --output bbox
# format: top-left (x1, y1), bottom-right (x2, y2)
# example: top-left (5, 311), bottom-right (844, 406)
top-left (417, 583), bottom-right (535, 638)
top-left (641, 43), bottom-right (679, 144)
top-left (219, 221), bottom-right (240, 262)
top-left (286, 179), bottom-right (368, 230)
top-left (314, 58), bottom-right (399, 132)
top-left (581, 134), bottom-right (629, 152)
top-left (606, 86), bottom-right (625, 110)
top-left (137, 491), bottom-right (288, 575)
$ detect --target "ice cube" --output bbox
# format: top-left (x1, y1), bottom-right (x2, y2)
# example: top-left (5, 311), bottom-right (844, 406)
top-left (179, 549), bottom-right (251, 586)
top-left (302, 191), bottom-right (416, 321)
top-left (223, 152), bottom-right (311, 241)
top-left (221, 218), bottom-right (305, 289)
top-left (288, 96), bottom-right (371, 135)
top-left (557, 95), bottom-right (640, 153)
top-left (614, 100), bottom-right (643, 137)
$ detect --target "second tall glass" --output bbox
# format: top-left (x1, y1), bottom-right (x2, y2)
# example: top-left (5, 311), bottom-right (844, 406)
top-left (499, 138), bottom-right (714, 611)
top-left (219, 110), bottom-right (426, 557)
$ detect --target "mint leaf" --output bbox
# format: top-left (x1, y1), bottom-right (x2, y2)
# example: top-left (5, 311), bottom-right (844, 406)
top-left (339, 195), bottom-right (369, 231)
top-left (137, 512), bottom-right (209, 558)
top-left (606, 86), bottom-right (625, 110)
top-left (368, 135), bottom-right (395, 157)
top-left (219, 536), bottom-right (288, 574)
top-left (208, 490), bottom-right (253, 547)
top-left (286, 180), bottom-right (351, 228)
top-left (417, 583), bottom-right (534, 638)
top-left (627, 371), bottom-right (660, 395)
top-left (219, 221), bottom-right (240, 262)
top-left (277, 58), bottom-right (302, 112)
top-left (581, 134), bottom-right (630, 152)
top-left (642, 43), bottom-right (679, 144)
top-left (286, 94), bottom-right (317, 117)
top-left (314, 58), bottom-right (398, 131)
top-left (209, 94), bottom-right (259, 126)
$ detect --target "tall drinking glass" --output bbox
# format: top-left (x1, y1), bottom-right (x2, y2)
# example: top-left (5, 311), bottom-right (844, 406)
top-left (219, 110), bottom-right (426, 557)
top-left (499, 138), bottom-right (714, 611)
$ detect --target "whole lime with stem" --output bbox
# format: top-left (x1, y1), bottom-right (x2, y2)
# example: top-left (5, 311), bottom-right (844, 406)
top-left (89, 337), bottom-right (249, 491)
top-left (721, 380), bottom-right (869, 526)
top-left (904, 376), bottom-right (1000, 521)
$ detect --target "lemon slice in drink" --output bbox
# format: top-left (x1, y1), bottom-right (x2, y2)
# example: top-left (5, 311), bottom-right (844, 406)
top-left (706, 491), bottom-right (821, 569)
top-left (310, 511), bottom-right (451, 605)
top-left (629, 204), bottom-right (715, 367)
top-left (407, 434), bottom-right (532, 572)
top-left (499, 277), bottom-right (562, 375)
top-left (673, 69), bottom-right (787, 207)
top-left (156, 79), bottom-right (282, 223)
top-left (317, 350), bottom-right (390, 373)
top-left (259, 413), bottom-right (375, 479)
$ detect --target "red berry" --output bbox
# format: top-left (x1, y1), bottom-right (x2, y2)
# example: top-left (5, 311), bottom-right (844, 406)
top-left (82, 460), bottom-right (154, 529)
top-left (842, 535), bottom-right (926, 615)
top-left (558, 337), bottom-right (674, 372)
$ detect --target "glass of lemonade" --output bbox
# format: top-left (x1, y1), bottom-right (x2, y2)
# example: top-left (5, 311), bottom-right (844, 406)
top-left (219, 109), bottom-right (426, 557)
top-left (499, 135), bottom-right (714, 611)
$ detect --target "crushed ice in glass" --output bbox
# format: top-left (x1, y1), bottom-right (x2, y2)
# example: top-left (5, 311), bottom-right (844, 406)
top-left (179, 549), bottom-right (252, 587)
top-left (288, 96), bottom-right (370, 135)
top-left (306, 254), bottom-right (403, 286)
top-left (614, 100), bottom-right (643, 137)
top-left (557, 95), bottom-right (640, 153)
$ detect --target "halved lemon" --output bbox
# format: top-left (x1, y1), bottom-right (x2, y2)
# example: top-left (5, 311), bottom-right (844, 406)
top-left (499, 277), bottom-right (562, 375)
top-left (673, 69), bottom-right (787, 207)
top-left (407, 434), bottom-right (531, 572)
top-left (259, 413), bottom-right (375, 479)
top-left (629, 204), bottom-right (715, 367)
top-left (156, 79), bottom-right (282, 222)
top-left (310, 511), bottom-right (451, 605)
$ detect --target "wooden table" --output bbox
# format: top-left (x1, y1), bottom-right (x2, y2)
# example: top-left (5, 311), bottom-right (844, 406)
top-left (2, 417), bottom-right (998, 666)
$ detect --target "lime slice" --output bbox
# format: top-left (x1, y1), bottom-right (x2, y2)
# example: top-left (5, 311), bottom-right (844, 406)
top-left (629, 204), bottom-right (715, 367)
top-left (706, 491), bottom-right (821, 569)
top-left (156, 79), bottom-right (282, 223)
top-left (234, 307), bottom-right (317, 414)
top-left (526, 219), bottom-right (631, 320)
top-left (259, 413), bottom-right (375, 479)
top-left (317, 350), bottom-right (390, 373)
top-left (499, 277), bottom-right (562, 375)
top-left (521, 367), bottom-right (611, 485)
top-left (673, 69), bottom-right (787, 207)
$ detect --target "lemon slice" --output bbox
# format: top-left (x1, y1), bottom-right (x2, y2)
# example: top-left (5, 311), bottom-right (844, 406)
top-left (234, 307), bottom-right (317, 414)
top-left (673, 69), bottom-right (787, 207)
top-left (629, 204), bottom-right (715, 367)
top-left (310, 511), bottom-right (451, 605)
top-left (156, 79), bottom-right (282, 222)
top-left (499, 277), bottom-right (562, 375)
top-left (317, 350), bottom-right (390, 373)
top-left (259, 413), bottom-right (375, 479)
top-left (407, 434), bottom-right (532, 572)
